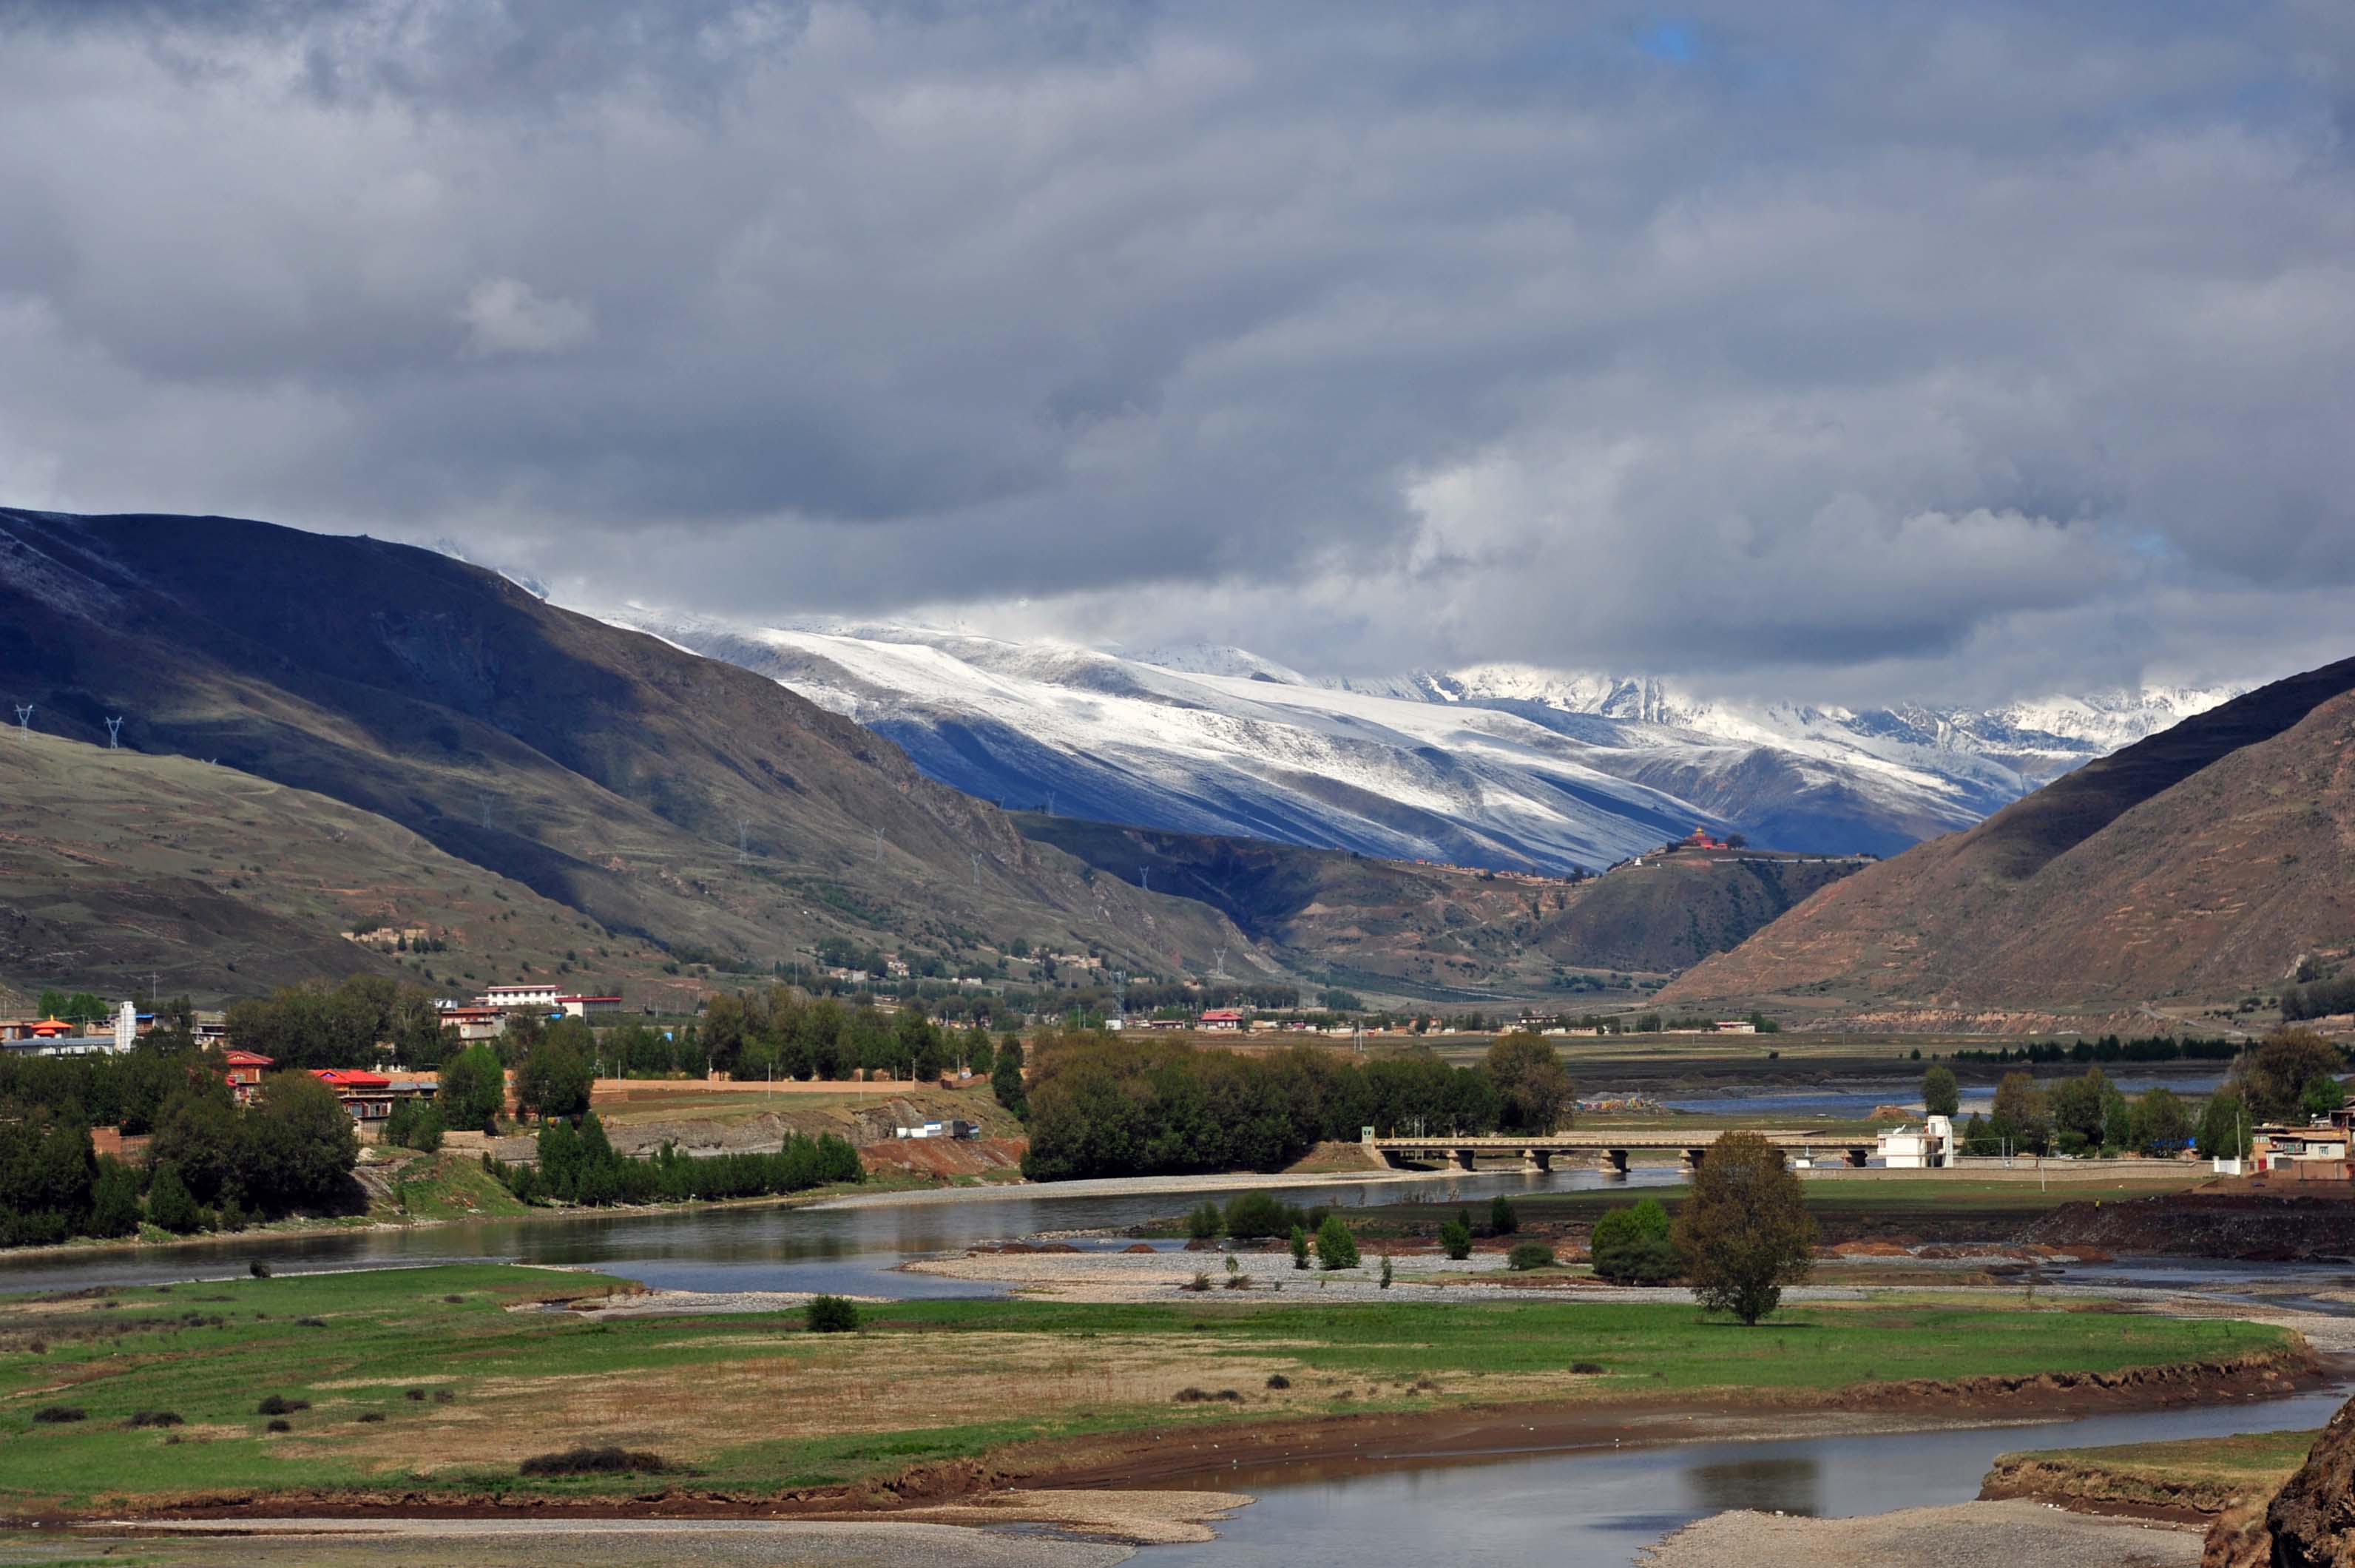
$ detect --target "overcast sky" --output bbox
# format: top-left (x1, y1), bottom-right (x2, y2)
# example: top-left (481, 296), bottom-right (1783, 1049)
top-left (2, 1), bottom-right (2351, 703)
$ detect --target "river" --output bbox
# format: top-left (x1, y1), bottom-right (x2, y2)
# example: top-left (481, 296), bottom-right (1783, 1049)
top-left (5, 1168), bottom-right (2339, 1566)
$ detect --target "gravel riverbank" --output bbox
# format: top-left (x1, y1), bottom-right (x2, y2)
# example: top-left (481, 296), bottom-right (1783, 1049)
top-left (1640, 1498), bottom-right (2200, 1567)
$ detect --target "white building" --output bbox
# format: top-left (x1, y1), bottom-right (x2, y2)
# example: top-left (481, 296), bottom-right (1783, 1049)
top-left (482, 983), bottom-right (563, 1010)
top-left (1876, 1114), bottom-right (1956, 1169)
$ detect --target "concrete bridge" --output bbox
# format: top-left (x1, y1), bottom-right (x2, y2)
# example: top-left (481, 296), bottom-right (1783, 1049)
top-left (1366, 1129), bottom-right (1871, 1173)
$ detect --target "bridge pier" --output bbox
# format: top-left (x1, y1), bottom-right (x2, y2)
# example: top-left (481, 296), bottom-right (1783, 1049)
top-left (1682, 1147), bottom-right (1710, 1174)
top-left (1603, 1149), bottom-right (1629, 1175)
top-left (1452, 1147), bottom-right (1478, 1172)
top-left (1845, 1146), bottom-right (1871, 1168)
top-left (1522, 1148), bottom-right (1552, 1172)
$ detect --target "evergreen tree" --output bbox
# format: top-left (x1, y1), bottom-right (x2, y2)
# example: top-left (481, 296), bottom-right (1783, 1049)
top-left (88, 1156), bottom-right (143, 1238)
top-left (1314, 1214), bottom-right (1359, 1271)
top-left (146, 1162), bottom-right (202, 1234)
top-left (1920, 1064), bottom-right (1961, 1118)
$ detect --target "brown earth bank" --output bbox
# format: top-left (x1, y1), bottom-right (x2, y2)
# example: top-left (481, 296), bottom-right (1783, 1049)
top-left (41, 1348), bottom-right (2319, 1530)
top-left (2203, 1390), bottom-right (2355, 1568)
top-left (2021, 1186), bottom-right (2355, 1262)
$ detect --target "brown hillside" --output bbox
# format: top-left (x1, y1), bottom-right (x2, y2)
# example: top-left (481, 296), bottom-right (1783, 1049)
top-left (1666, 658), bottom-right (2355, 1017)
top-left (0, 510), bottom-right (1254, 990)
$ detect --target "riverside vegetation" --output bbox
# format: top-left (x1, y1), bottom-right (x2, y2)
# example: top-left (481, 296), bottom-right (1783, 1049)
top-left (0, 1264), bottom-right (2301, 1515)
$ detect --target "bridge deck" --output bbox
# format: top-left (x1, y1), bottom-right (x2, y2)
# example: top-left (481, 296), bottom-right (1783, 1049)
top-left (1369, 1130), bottom-right (1851, 1150)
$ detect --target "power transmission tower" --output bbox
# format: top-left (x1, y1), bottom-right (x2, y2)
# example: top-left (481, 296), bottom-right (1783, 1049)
top-left (12, 704), bottom-right (30, 739)
top-left (104, 717), bottom-right (123, 749)
top-left (1212, 946), bottom-right (1228, 980)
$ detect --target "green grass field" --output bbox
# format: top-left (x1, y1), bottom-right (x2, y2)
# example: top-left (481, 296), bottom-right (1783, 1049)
top-left (0, 1264), bottom-right (2294, 1513)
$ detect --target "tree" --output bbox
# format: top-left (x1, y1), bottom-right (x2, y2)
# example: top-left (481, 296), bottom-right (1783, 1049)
top-left (2305, 1074), bottom-right (2349, 1118)
top-left (1489, 1193), bottom-right (1518, 1236)
top-left (2129, 1087), bottom-right (2193, 1156)
top-left (2196, 1088), bottom-right (2251, 1160)
top-left (992, 1035), bottom-right (1028, 1120)
top-left (1289, 1225), bottom-right (1311, 1270)
top-left (1920, 1065), bottom-right (1960, 1119)
top-left (1439, 1212), bottom-right (1473, 1260)
top-left (2050, 1067), bottom-right (2115, 1154)
top-left (1485, 1033), bottom-right (1572, 1133)
top-left (88, 1156), bottom-right (143, 1238)
top-left (516, 1037), bottom-right (594, 1120)
top-left (238, 1071), bottom-right (358, 1211)
top-left (438, 1044), bottom-right (508, 1133)
top-left (1314, 1213), bottom-right (1359, 1271)
top-left (2239, 1028), bottom-right (2346, 1122)
top-left (1990, 1071), bottom-right (2050, 1155)
top-left (149, 1091), bottom-right (242, 1203)
top-left (1589, 1197), bottom-right (1680, 1284)
top-left (1671, 1131), bottom-right (1817, 1325)
top-left (146, 1161), bottom-right (203, 1234)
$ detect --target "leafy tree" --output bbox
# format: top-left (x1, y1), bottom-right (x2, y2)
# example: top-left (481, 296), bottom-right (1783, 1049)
top-left (1671, 1131), bottom-right (1817, 1325)
top-left (2129, 1087), bottom-right (2193, 1155)
top-left (0, 1106), bottom-right (96, 1246)
top-left (1314, 1213), bottom-right (1359, 1271)
top-left (437, 1044), bottom-right (508, 1133)
top-left (992, 1035), bottom-right (1028, 1120)
top-left (1589, 1197), bottom-right (1680, 1284)
top-left (1289, 1225), bottom-right (1311, 1270)
top-left (384, 1098), bottom-right (445, 1152)
top-left (2196, 1088), bottom-right (2251, 1160)
top-left (2238, 1028), bottom-right (2346, 1122)
top-left (88, 1156), bottom-right (143, 1238)
top-left (1489, 1193), bottom-right (1518, 1236)
top-left (1920, 1065), bottom-right (1960, 1119)
top-left (146, 1161), bottom-right (203, 1234)
top-left (1223, 1191), bottom-right (1298, 1240)
top-left (1990, 1071), bottom-right (2050, 1155)
top-left (2305, 1075), bottom-right (2348, 1118)
top-left (1484, 1033), bottom-right (1572, 1133)
top-left (1439, 1212), bottom-right (1473, 1260)
top-left (238, 1072), bottom-right (359, 1211)
top-left (149, 1092), bottom-right (243, 1203)
top-left (516, 1037), bottom-right (595, 1120)
top-left (1186, 1200), bottom-right (1223, 1240)
top-left (2050, 1067), bottom-right (2115, 1154)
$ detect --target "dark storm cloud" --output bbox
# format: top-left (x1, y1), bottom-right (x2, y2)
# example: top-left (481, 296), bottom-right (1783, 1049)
top-left (0, 1), bottom-right (2348, 700)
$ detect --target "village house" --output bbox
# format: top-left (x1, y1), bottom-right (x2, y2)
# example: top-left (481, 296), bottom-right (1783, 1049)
top-left (222, 1049), bottom-right (272, 1106)
top-left (2252, 1123), bottom-right (2352, 1181)
top-left (1198, 1007), bottom-right (1246, 1030)
top-left (311, 1067), bottom-right (436, 1123)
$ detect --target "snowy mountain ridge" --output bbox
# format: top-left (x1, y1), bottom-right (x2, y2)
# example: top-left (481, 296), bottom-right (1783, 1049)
top-left (594, 606), bottom-right (2234, 874)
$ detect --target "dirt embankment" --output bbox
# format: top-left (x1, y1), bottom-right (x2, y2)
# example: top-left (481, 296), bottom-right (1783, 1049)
top-left (1982, 1457), bottom-right (2265, 1524)
top-left (862, 1138), bottom-right (1027, 1181)
top-left (2020, 1186), bottom-right (2355, 1262)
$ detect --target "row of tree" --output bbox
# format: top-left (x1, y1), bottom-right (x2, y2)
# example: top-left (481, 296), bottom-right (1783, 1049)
top-left (487, 1112), bottom-right (862, 1206)
top-left (1019, 1031), bottom-right (1573, 1182)
top-left (1950, 1035), bottom-right (2243, 1066)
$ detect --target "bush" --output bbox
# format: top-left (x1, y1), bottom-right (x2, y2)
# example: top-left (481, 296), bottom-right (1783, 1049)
top-left (1489, 1194), bottom-right (1518, 1236)
top-left (266, 1418), bottom-right (291, 1433)
top-left (249, 1259), bottom-right (271, 1278)
top-left (518, 1446), bottom-right (669, 1476)
top-left (1589, 1198), bottom-right (1681, 1285)
top-left (1506, 1240), bottom-right (1556, 1271)
top-left (1288, 1226), bottom-right (1311, 1270)
top-left (357, 1411), bottom-right (385, 1423)
top-left (127, 1410), bottom-right (184, 1428)
top-left (1222, 1191), bottom-right (1302, 1240)
top-left (32, 1405), bottom-right (85, 1424)
top-left (1182, 1270), bottom-right (1213, 1292)
top-left (1379, 1254), bottom-right (1393, 1289)
top-left (1439, 1212), bottom-right (1473, 1260)
top-left (1172, 1388), bottom-right (1243, 1404)
top-left (256, 1394), bottom-right (311, 1416)
top-left (1265, 1373), bottom-right (1291, 1390)
top-left (1222, 1271), bottom-right (1252, 1290)
top-left (1185, 1200), bottom-right (1223, 1240)
top-left (384, 1098), bottom-right (445, 1153)
top-left (804, 1294), bottom-right (859, 1333)
top-left (1314, 1214), bottom-right (1359, 1271)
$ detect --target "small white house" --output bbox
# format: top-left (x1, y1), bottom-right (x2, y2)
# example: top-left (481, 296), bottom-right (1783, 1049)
top-left (1876, 1114), bottom-right (1956, 1169)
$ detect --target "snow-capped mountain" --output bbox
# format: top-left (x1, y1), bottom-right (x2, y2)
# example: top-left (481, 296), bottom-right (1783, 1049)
top-left (597, 609), bottom-right (2232, 873)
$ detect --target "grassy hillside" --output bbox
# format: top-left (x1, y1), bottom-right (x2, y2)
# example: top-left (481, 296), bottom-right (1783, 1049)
top-left (1668, 657), bottom-right (2355, 1021)
top-left (0, 509), bottom-right (1257, 992)
top-left (1018, 814), bottom-right (1859, 996)
top-left (0, 728), bottom-right (697, 1003)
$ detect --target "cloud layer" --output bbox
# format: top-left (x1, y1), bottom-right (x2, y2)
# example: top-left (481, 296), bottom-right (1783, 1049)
top-left (1, 1), bottom-right (2350, 701)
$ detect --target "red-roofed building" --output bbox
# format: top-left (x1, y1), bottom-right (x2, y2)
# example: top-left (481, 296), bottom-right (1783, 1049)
top-left (311, 1067), bottom-right (431, 1122)
top-left (1682, 828), bottom-right (1729, 851)
top-left (1199, 1008), bottom-right (1246, 1030)
top-left (223, 1050), bottom-right (272, 1106)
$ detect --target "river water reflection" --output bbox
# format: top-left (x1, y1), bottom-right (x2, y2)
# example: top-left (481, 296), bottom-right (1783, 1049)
top-left (0, 1167), bottom-right (1683, 1297)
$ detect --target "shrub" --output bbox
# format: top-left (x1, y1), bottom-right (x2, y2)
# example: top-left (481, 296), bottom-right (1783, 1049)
top-left (1223, 1191), bottom-right (1301, 1240)
top-left (1185, 1200), bottom-right (1223, 1241)
top-left (249, 1260), bottom-right (271, 1278)
top-left (127, 1410), bottom-right (183, 1428)
top-left (356, 1411), bottom-right (386, 1424)
top-left (1506, 1240), bottom-right (1556, 1271)
top-left (294, 1317), bottom-right (328, 1328)
top-left (1222, 1271), bottom-right (1252, 1291)
top-left (804, 1294), bottom-right (859, 1333)
top-left (218, 1196), bottom-right (247, 1234)
top-left (1589, 1198), bottom-right (1681, 1285)
top-left (1265, 1373), bottom-right (1291, 1390)
top-left (405, 1388), bottom-right (427, 1401)
top-left (266, 1418), bottom-right (291, 1433)
top-left (32, 1405), bottom-right (85, 1424)
top-left (1439, 1212), bottom-right (1473, 1260)
top-left (1314, 1214), bottom-right (1359, 1271)
top-left (518, 1446), bottom-right (668, 1476)
top-left (1182, 1270), bottom-right (1213, 1292)
top-left (1570, 1361), bottom-right (1605, 1375)
top-left (256, 1394), bottom-right (311, 1416)
top-left (1379, 1254), bottom-right (1393, 1289)
top-left (1288, 1226), bottom-right (1311, 1270)
top-left (1172, 1388), bottom-right (1243, 1404)
top-left (1489, 1194), bottom-right (1518, 1236)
